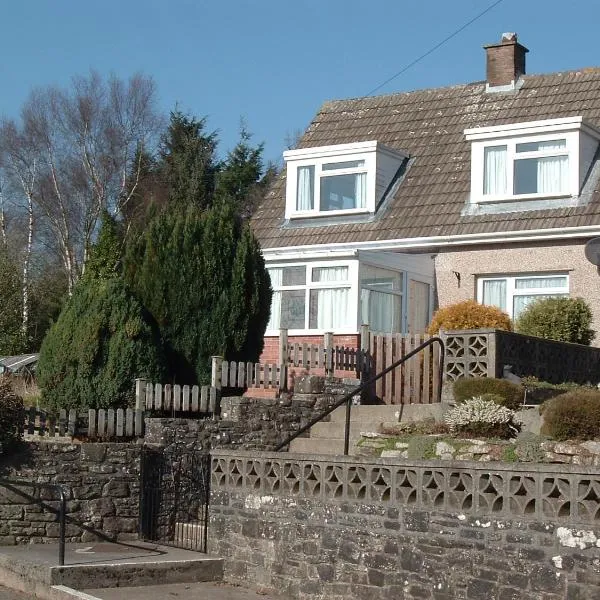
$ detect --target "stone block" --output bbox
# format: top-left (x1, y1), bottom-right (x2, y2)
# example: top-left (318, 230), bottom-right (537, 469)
top-left (102, 480), bottom-right (130, 498)
top-left (80, 444), bottom-right (107, 463)
top-left (103, 516), bottom-right (137, 533)
top-left (294, 375), bottom-right (325, 394)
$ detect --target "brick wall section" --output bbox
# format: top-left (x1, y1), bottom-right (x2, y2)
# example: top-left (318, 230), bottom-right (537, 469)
top-left (209, 450), bottom-right (600, 600)
top-left (0, 442), bottom-right (141, 545)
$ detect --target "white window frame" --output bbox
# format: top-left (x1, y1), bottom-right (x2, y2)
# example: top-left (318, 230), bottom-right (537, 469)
top-left (266, 260), bottom-right (359, 335)
top-left (465, 117), bottom-right (600, 204)
top-left (476, 273), bottom-right (569, 319)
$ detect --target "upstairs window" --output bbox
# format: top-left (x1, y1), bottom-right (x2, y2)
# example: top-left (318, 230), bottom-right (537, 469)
top-left (284, 141), bottom-right (406, 219)
top-left (466, 117), bottom-right (600, 206)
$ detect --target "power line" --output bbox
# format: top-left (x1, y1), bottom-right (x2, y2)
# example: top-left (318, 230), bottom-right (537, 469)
top-left (365, 0), bottom-right (506, 97)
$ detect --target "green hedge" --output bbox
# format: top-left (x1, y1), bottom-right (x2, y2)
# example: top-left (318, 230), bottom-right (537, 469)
top-left (541, 389), bottom-right (600, 441)
top-left (453, 377), bottom-right (524, 411)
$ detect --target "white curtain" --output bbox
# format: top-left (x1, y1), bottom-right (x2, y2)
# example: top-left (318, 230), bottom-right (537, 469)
top-left (482, 279), bottom-right (507, 311)
top-left (361, 289), bottom-right (395, 333)
top-left (537, 147), bottom-right (568, 194)
top-left (514, 276), bottom-right (567, 290)
top-left (314, 288), bottom-right (350, 329)
top-left (266, 269), bottom-right (282, 330)
top-left (355, 172), bottom-right (367, 208)
top-left (484, 146), bottom-right (508, 195)
top-left (296, 166), bottom-right (314, 210)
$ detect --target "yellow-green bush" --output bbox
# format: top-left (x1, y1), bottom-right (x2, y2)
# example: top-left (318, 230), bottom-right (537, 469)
top-left (541, 390), bottom-right (600, 441)
top-left (427, 300), bottom-right (512, 335)
top-left (453, 377), bottom-right (524, 411)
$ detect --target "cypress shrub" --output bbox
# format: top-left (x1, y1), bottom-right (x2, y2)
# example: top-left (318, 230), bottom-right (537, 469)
top-left (123, 202), bottom-right (271, 384)
top-left (541, 390), bottom-right (600, 440)
top-left (37, 277), bottom-right (165, 412)
top-left (427, 300), bottom-right (512, 335)
top-left (515, 297), bottom-right (594, 345)
top-left (453, 377), bottom-right (524, 411)
top-left (0, 377), bottom-right (24, 452)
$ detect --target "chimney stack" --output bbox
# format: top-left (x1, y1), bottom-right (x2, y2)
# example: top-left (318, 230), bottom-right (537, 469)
top-left (484, 33), bottom-right (528, 88)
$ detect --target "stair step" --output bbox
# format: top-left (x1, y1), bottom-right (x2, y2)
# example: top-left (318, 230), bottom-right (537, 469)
top-left (309, 420), bottom-right (384, 439)
top-left (328, 405), bottom-right (400, 422)
top-left (289, 437), bottom-right (360, 456)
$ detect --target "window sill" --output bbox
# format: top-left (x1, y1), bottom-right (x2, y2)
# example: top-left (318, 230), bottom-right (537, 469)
top-left (474, 192), bottom-right (572, 204)
top-left (289, 208), bottom-right (371, 220)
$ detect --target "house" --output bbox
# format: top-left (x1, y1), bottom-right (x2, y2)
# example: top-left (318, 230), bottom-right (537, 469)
top-left (251, 33), bottom-right (600, 361)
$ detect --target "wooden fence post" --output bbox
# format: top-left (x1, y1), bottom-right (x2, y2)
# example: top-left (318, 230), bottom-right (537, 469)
top-left (324, 332), bottom-right (334, 377)
top-left (359, 324), bottom-right (371, 401)
top-left (279, 328), bottom-right (288, 392)
top-left (135, 378), bottom-right (147, 410)
top-left (211, 356), bottom-right (224, 390)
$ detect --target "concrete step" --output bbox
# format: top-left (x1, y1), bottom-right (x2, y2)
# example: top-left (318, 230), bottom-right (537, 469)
top-left (309, 420), bottom-right (384, 439)
top-left (288, 437), bottom-right (361, 456)
top-left (328, 403), bottom-right (445, 423)
top-left (0, 542), bottom-right (223, 600)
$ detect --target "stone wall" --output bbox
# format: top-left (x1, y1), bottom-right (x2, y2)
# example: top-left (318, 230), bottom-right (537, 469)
top-left (145, 391), bottom-right (341, 452)
top-left (209, 450), bottom-right (600, 600)
top-left (0, 441), bottom-right (140, 545)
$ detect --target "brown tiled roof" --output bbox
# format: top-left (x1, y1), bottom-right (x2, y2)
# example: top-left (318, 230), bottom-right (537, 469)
top-left (251, 68), bottom-right (600, 249)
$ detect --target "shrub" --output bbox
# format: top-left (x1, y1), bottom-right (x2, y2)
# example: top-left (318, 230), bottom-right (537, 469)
top-left (0, 377), bottom-right (24, 452)
top-left (515, 297), bottom-right (594, 345)
top-left (38, 278), bottom-right (165, 412)
top-left (541, 390), bottom-right (600, 441)
top-left (453, 377), bottom-right (524, 411)
top-left (445, 396), bottom-right (519, 439)
top-left (427, 300), bottom-right (512, 335)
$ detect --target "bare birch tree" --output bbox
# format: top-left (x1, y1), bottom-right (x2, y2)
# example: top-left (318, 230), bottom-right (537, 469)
top-left (1, 71), bottom-right (161, 294)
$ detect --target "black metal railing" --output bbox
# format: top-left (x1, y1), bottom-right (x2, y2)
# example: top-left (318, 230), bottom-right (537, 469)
top-left (275, 336), bottom-right (445, 455)
top-left (0, 479), bottom-right (68, 565)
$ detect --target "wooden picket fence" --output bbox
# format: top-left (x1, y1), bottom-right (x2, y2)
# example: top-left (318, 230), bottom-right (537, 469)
top-left (369, 333), bottom-right (442, 404)
top-left (22, 407), bottom-right (144, 439)
top-left (135, 380), bottom-right (220, 414)
top-left (285, 341), bottom-right (369, 374)
top-left (211, 359), bottom-right (284, 391)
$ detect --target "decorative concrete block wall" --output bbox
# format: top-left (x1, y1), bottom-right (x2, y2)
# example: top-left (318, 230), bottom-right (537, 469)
top-left (209, 450), bottom-right (600, 599)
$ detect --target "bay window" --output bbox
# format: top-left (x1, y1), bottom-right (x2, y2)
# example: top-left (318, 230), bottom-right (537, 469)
top-left (359, 265), bottom-right (404, 333)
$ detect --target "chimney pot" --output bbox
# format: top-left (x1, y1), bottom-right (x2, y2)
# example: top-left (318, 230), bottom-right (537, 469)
top-left (484, 33), bottom-right (528, 88)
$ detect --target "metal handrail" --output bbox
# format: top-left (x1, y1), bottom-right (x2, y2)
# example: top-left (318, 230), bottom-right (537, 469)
top-left (0, 479), bottom-right (67, 565)
top-left (275, 336), bottom-right (445, 455)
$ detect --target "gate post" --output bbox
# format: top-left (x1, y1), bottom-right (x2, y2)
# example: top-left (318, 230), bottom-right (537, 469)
top-left (135, 378), bottom-right (147, 410)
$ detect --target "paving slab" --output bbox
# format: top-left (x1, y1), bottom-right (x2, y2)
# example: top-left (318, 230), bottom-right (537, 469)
top-left (83, 581), bottom-right (285, 600)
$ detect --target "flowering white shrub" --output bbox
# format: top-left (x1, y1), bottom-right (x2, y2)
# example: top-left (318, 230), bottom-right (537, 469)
top-left (445, 396), bottom-right (518, 438)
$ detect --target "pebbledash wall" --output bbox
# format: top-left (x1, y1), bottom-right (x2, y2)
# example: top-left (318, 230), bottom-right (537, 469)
top-left (435, 240), bottom-right (600, 339)
top-left (209, 450), bottom-right (600, 600)
top-left (0, 442), bottom-right (141, 544)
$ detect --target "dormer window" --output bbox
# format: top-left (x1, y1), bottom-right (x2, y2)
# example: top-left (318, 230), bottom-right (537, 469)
top-left (466, 117), bottom-right (600, 206)
top-left (284, 141), bottom-right (407, 219)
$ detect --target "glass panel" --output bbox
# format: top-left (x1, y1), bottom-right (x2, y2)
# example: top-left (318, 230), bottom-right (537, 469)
top-left (516, 139), bottom-right (566, 153)
top-left (483, 145), bottom-right (507, 195)
top-left (360, 289), bottom-right (402, 333)
top-left (309, 288), bottom-right (350, 329)
top-left (409, 280), bottom-right (430, 333)
top-left (513, 293), bottom-right (568, 319)
top-left (514, 155), bottom-right (568, 195)
top-left (360, 265), bottom-right (403, 291)
top-left (281, 266), bottom-right (306, 286)
top-left (312, 266), bottom-right (348, 282)
top-left (280, 290), bottom-right (306, 329)
top-left (515, 276), bottom-right (568, 290)
top-left (482, 279), bottom-right (507, 311)
top-left (320, 173), bottom-right (366, 210)
top-left (322, 160), bottom-right (365, 170)
top-left (296, 165), bottom-right (314, 211)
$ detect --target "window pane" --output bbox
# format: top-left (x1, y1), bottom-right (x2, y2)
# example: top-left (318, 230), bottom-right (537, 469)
top-left (482, 279), bottom-right (507, 311)
top-left (360, 265), bottom-right (403, 291)
top-left (280, 290), bottom-right (306, 329)
top-left (516, 139), bottom-right (566, 153)
top-left (360, 289), bottom-right (402, 333)
top-left (312, 266), bottom-right (348, 282)
top-left (483, 145), bottom-right (508, 195)
top-left (513, 293), bottom-right (568, 319)
top-left (515, 276), bottom-right (568, 290)
top-left (281, 266), bottom-right (306, 286)
top-left (296, 165), bottom-right (314, 210)
top-left (309, 288), bottom-right (350, 329)
top-left (322, 160), bottom-right (365, 170)
top-left (266, 290), bottom-right (281, 330)
top-left (320, 172), bottom-right (366, 210)
top-left (514, 156), bottom-right (568, 195)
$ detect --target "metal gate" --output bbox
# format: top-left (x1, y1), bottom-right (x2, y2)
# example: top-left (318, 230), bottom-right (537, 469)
top-left (139, 446), bottom-right (210, 552)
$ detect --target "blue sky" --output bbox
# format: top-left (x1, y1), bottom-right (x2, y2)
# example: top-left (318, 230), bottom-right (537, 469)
top-left (1, 0), bottom-right (598, 166)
